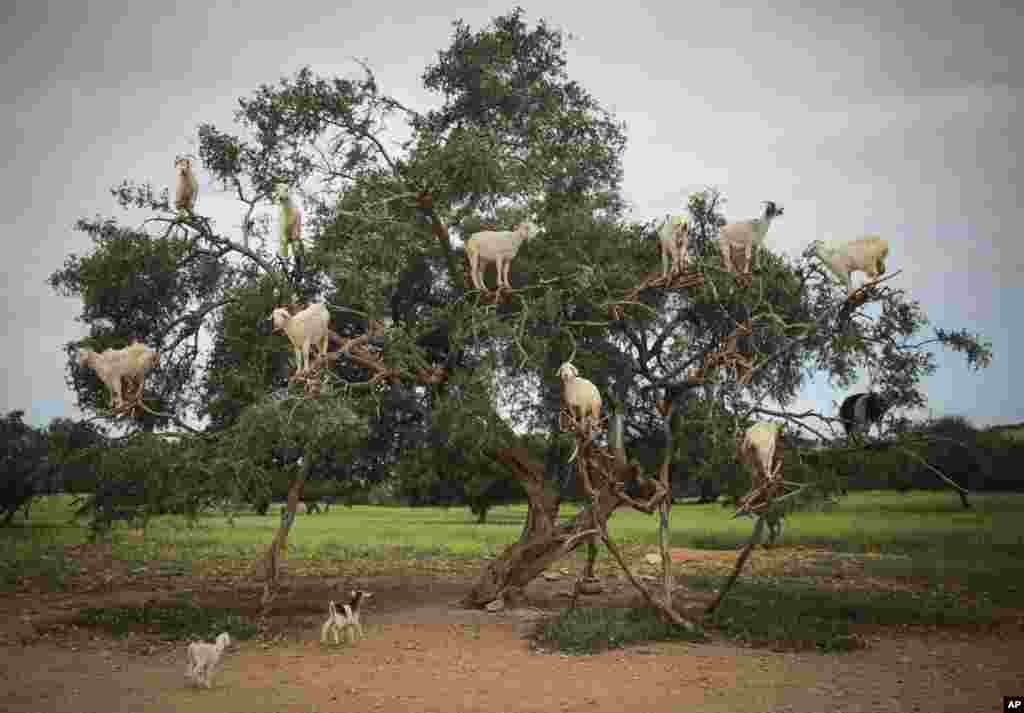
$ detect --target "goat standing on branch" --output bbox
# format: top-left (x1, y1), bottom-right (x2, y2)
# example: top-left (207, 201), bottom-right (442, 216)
top-left (657, 214), bottom-right (690, 278)
top-left (269, 302), bottom-right (330, 377)
top-left (718, 200), bottom-right (784, 275)
top-left (839, 392), bottom-right (889, 440)
top-left (76, 341), bottom-right (160, 411)
top-left (174, 156), bottom-right (199, 213)
top-left (805, 234), bottom-right (890, 296)
top-left (557, 362), bottom-right (602, 462)
top-left (274, 184), bottom-right (303, 258)
top-left (464, 220), bottom-right (540, 291)
top-left (735, 422), bottom-right (785, 530)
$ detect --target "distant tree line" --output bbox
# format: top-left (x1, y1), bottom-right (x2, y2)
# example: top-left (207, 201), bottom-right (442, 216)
top-left (5, 408), bottom-right (1019, 531)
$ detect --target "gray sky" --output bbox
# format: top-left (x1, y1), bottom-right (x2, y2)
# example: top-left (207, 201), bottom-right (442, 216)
top-left (2, 0), bottom-right (1020, 431)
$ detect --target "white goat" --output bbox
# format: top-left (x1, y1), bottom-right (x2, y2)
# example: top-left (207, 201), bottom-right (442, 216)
top-left (274, 184), bottom-right (303, 258)
top-left (805, 234), bottom-right (889, 296)
top-left (269, 302), bottom-right (330, 376)
top-left (464, 220), bottom-right (541, 291)
top-left (174, 157), bottom-right (199, 213)
top-left (320, 590), bottom-right (373, 645)
top-left (185, 632), bottom-right (231, 688)
top-left (557, 362), bottom-right (602, 463)
top-left (557, 362), bottom-right (602, 431)
top-left (738, 421), bottom-right (783, 488)
top-left (718, 201), bottom-right (784, 274)
top-left (737, 421), bottom-right (785, 542)
top-left (657, 214), bottom-right (690, 277)
top-left (76, 341), bottom-right (160, 410)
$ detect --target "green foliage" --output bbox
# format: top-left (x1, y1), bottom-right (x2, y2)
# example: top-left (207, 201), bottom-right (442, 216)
top-left (219, 394), bottom-right (372, 502)
top-left (75, 601), bottom-right (257, 641)
top-left (692, 575), bottom-right (992, 652)
top-left (416, 7), bottom-right (627, 211)
top-left (201, 277), bottom-right (285, 431)
top-left (0, 410), bottom-right (49, 525)
top-left (819, 416), bottom-right (1024, 493)
top-left (45, 417), bottom-right (107, 494)
top-left (74, 434), bottom-right (179, 536)
top-left (0, 538), bottom-right (81, 591)
top-left (49, 7), bottom-right (993, 542)
top-left (536, 606), bottom-right (705, 654)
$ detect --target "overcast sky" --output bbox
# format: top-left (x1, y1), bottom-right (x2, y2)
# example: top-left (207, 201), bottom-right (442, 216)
top-left (2, 0), bottom-right (1020, 432)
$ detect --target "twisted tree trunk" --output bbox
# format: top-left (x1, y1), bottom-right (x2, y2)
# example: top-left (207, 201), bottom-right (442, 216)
top-left (463, 447), bottom-right (630, 607)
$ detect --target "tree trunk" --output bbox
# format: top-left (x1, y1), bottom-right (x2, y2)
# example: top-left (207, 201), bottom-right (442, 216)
top-left (464, 447), bottom-right (623, 607)
top-left (259, 464), bottom-right (308, 611)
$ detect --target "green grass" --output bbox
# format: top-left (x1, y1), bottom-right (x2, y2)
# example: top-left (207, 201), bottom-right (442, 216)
top-left (6, 490), bottom-right (1023, 604)
top-left (687, 574), bottom-right (994, 651)
top-left (4, 490), bottom-right (1022, 654)
top-left (14, 491), bottom-right (1022, 559)
top-left (538, 574), bottom-right (996, 655)
top-left (536, 606), bottom-right (706, 654)
top-left (857, 550), bottom-right (1024, 608)
top-left (0, 497), bottom-right (88, 591)
top-left (74, 600), bottom-right (258, 641)
top-left (0, 536), bottom-right (82, 591)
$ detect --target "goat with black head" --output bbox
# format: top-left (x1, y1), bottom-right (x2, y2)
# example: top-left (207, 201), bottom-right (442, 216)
top-left (839, 392), bottom-right (889, 440)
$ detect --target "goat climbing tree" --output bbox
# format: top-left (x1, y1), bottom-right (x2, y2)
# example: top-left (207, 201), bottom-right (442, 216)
top-left (54, 8), bottom-right (992, 619)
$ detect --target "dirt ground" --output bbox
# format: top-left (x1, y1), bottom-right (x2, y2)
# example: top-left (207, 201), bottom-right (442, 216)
top-left (1, 547), bottom-right (1021, 713)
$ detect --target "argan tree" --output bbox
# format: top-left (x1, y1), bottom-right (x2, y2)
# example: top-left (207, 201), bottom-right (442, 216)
top-left (51, 8), bottom-right (991, 619)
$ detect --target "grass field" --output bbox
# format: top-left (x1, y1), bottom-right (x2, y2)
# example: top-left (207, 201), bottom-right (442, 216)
top-left (2, 490), bottom-right (1022, 653)
top-left (3, 490), bottom-right (1022, 598)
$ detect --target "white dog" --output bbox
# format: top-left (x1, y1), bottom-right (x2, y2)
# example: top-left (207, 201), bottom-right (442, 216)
top-left (320, 590), bottom-right (372, 645)
top-left (185, 632), bottom-right (231, 688)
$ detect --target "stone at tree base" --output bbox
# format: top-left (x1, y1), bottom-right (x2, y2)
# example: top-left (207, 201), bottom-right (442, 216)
top-left (485, 599), bottom-right (504, 612)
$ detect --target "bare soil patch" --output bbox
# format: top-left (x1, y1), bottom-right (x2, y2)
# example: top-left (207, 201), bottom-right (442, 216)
top-left (0, 545), bottom-right (1021, 712)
